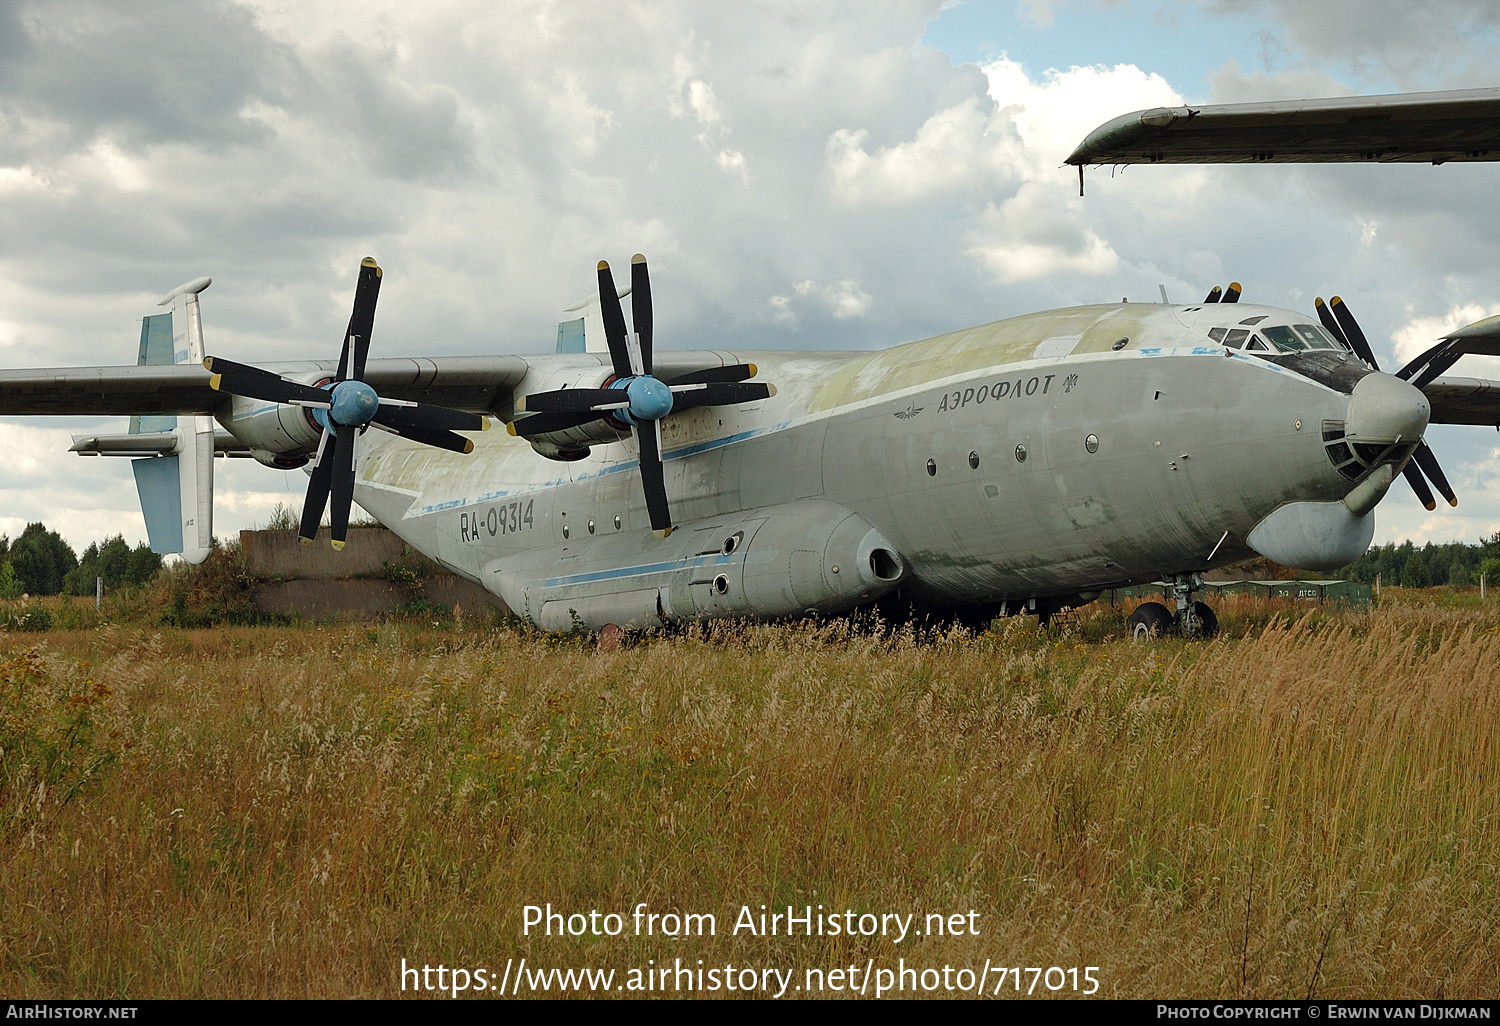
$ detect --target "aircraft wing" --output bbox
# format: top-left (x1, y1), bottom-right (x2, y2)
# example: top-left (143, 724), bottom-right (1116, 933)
top-left (1442, 312), bottom-right (1500, 354)
top-left (1422, 375), bottom-right (1500, 427)
top-left (0, 355), bottom-right (530, 416)
top-left (1067, 87), bottom-right (1500, 165)
top-left (0, 351), bottom-right (760, 418)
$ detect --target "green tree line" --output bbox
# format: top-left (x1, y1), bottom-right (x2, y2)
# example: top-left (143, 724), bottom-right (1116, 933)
top-left (0, 524), bottom-right (161, 599)
top-left (1334, 532), bottom-right (1500, 589)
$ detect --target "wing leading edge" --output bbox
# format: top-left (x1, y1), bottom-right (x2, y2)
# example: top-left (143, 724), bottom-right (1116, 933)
top-left (1067, 87), bottom-right (1500, 166)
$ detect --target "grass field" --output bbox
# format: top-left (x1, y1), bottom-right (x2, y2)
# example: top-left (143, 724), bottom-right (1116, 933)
top-left (1, 593), bottom-right (1497, 999)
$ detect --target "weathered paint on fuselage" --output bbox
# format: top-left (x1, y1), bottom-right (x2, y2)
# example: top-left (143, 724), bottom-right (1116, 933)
top-left (353, 302), bottom-right (1354, 616)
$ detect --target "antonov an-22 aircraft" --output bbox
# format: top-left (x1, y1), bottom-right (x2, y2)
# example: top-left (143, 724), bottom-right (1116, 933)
top-left (7, 88), bottom-right (1500, 639)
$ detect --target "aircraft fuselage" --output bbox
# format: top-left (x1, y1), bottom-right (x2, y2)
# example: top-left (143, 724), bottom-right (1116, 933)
top-left (351, 301), bottom-right (1385, 627)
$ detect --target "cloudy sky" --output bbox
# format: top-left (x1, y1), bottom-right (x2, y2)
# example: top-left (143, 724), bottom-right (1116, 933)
top-left (2, 0), bottom-right (1500, 553)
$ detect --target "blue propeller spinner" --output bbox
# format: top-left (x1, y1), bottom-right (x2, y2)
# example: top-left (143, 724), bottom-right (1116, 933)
top-left (509, 254), bottom-right (775, 538)
top-left (203, 258), bottom-right (488, 549)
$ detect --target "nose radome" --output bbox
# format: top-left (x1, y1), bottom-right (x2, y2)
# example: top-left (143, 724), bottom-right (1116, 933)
top-left (1345, 372), bottom-right (1430, 443)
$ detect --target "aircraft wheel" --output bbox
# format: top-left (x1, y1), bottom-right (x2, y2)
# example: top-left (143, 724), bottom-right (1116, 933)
top-left (1176, 601), bottom-right (1219, 640)
top-left (1128, 601), bottom-right (1173, 641)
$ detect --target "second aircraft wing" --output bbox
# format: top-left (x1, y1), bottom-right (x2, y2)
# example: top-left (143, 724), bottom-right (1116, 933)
top-left (1068, 87), bottom-right (1500, 166)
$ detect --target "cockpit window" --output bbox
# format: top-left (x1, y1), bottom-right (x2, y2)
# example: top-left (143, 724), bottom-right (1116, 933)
top-left (1255, 323), bottom-right (1345, 353)
top-left (1261, 325), bottom-right (1307, 352)
top-left (1293, 324), bottom-right (1345, 351)
top-left (1209, 321), bottom-right (1346, 354)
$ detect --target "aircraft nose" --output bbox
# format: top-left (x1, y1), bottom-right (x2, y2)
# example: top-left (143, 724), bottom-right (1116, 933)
top-left (1345, 372), bottom-right (1429, 444)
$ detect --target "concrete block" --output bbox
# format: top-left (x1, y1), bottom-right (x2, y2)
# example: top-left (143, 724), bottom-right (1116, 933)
top-left (242, 528), bottom-right (411, 580)
top-left (253, 579), bottom-right (406, 619)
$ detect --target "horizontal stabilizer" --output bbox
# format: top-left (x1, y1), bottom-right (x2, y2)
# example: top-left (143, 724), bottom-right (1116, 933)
top-left (71, 429), bottom-right (250, 457)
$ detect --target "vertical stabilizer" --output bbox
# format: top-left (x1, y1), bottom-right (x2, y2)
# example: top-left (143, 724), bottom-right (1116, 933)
top-left (131, 277), bottom-right (215, 563)
top-left (559, 281), bottom-right (629, 357)
top-left (131, 313), bottom-right (176, 434)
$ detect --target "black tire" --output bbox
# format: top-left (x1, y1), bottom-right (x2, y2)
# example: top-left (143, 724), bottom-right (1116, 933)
top-left (1176, 600), bottom-right (1219, 639)
top-left (1128, 601), bottom-right (1173, 641)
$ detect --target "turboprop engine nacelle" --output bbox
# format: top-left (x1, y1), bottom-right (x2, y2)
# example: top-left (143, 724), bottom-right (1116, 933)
top-left (526, 418), bottom-right (628, 459)
top-left (510, 365), bottom-right (629, 459)
top-left (217, 393), bottom-right (321, 467)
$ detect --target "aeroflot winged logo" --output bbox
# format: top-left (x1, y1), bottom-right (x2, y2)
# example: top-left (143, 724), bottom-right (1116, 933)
top-left (893, 404), bottom-right (923, 420)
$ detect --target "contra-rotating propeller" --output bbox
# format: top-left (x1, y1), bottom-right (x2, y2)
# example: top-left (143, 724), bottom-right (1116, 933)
top-left (1314, 294), bottom-right (1457, 512)
top-left (508, 254), bottom-right (775, 538)
top-left (204, 258), bottom-right (489, 549)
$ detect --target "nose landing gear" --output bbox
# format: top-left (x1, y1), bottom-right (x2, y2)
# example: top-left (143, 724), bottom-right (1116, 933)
top-left (1127, 573), bottom-right (1219, 640)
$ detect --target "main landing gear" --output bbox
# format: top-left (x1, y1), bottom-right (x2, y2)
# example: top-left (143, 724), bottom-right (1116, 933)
top-left (1127, 573), bottom-right (1219, 641)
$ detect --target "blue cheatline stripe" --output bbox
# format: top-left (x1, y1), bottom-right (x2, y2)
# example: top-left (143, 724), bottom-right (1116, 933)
top-left (413, 423), bottom-right (786, 515)
top-left (536, 552), bottom-right (732, 589)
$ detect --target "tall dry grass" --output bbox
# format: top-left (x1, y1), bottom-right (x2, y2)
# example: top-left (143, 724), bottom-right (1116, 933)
top-left (1, 597), bottom-right (1497, 999)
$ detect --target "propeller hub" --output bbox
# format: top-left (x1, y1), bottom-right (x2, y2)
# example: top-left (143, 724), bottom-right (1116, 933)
top-left (329, 379), bottom-right (379, 428)
top-left (622, 375), bottom-right (673, 422)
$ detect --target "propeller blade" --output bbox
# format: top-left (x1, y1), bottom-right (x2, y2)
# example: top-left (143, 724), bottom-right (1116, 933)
top-left (1222, 282), bottom-right (1242, 304)
top-left (597, 261), bottom-right (634, 380)
top-left (1411, 441), bottom-right (1458, 507)
top-left (631, 254), bottom-right (653, 377)
top-left (1395, 339), bottom-right (1450, 381)
top-left (1329, 296), bottom-right (1381, 370)
top-left (1398, 341), bottom-right (1465, 389)
top-left (1402, 460), bottom-right (1437, 511)
top-left (298, 432), bottom-right (336, 544)
top-left (335, 313), bottom-right (354, 382)
top-left (514, 388), bottom-right (628, 414)
top-left (328, 427), bottom-right (358, 549)
top-left (1314, 297), bottom-right (1353, 351)
top-left (634, 418), bottom-right (672, 537)
top-left (373, 402), bottom-right (488, 434)
top-left (1203, 285), bottom-right (1222, 304)
top-left (378, 422), bottom-right (474, 454)
top-left (204, 357), bottom-right (330, 407)
top-left (664, 363), bottom-right (757, 386)
top-left (347, 258), bottom-right (382, 380)
top-left (506, 410), bottom-right (611, 439)
top-left (669, 381), bottom-right (775, 411)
